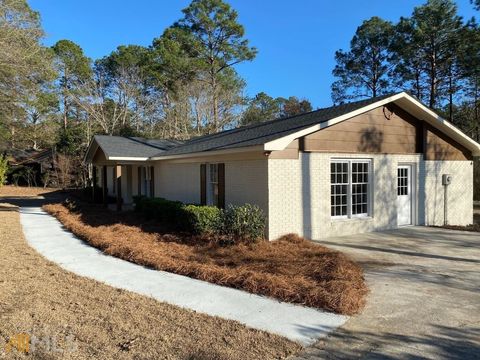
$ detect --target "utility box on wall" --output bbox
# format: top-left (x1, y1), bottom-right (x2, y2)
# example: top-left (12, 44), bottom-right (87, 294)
top-left (442, 174), bottom-right (452, 186)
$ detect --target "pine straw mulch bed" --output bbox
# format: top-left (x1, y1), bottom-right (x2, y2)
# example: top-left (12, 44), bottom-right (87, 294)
top-left (0, 203), bottom-right (299, 360)
top-left (43, 201), bottom-right (368, 315)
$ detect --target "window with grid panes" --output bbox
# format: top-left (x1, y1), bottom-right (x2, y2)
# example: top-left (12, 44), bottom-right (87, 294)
top-left (330, 161), bottom-right (348, 217)
top-left (397, 168), bottom-right (408, 195)
top-left (208, 163), bottom-right (219, 206)
top-left (331, 159), bottom-right (371, 218)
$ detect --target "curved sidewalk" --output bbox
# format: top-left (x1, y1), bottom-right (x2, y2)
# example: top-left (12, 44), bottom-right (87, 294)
top-left (19, 206), bottom-right (347, 345)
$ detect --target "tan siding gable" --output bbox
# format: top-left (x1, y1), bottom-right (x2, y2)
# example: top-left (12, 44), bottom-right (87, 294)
top-left (424, 124), bottom-right (472, 161)
top-left (299, 104), bottom-right (472, 160)
top-left (301, 104), bottom-right (421, 154)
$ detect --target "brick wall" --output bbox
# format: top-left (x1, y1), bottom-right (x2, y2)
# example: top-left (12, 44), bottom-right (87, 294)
top-left (423, 160), bottom-right (473, 226)
top-left (154, 162), bottom-right (200, 204)
top-left (154, 159), bottom-right (269, 213)
top-left (224, 159), bottom-right (268, 214)
top-left (267, 153), bottom-right (473, 240)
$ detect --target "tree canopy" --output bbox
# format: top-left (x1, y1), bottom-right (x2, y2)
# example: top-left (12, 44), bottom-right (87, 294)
top-left (1, 0), bottom-right (480, 189)
top-left (331, 0), bottom-right (480, 140)
top-left (332, 16), bottom-right (394, 103)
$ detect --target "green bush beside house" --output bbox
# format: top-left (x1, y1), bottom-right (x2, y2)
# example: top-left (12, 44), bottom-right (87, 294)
top-left (133, 196), bottom-right (266, 241)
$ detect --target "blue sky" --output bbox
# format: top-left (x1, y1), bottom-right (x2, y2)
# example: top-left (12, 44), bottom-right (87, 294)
top-left (30, 0), bottom-right (477, 108)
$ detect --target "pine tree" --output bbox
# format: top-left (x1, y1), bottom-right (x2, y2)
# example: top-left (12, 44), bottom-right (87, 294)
top-left (331, 17), bottom-right (394, 103)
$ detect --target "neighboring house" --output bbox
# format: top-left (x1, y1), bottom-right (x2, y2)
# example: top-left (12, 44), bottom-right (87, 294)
top-left (6, 148), bottom-right (54, 186)
top-left (85, 92), bottom-right (480, 240)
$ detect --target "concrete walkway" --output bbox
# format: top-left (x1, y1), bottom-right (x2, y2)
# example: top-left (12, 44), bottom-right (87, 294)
top-left (18, 205), bottom-right (347, 346)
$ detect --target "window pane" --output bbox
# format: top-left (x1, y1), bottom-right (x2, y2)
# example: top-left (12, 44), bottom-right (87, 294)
top-left (331, 162), bottom-right (348, 217)
top-left (397, 167), bottom-right (408, 196)
top-left (332, 160), bottom-right (371, 218)
top-left (208, 164), bottom-right (219, 206)
top-left (352, 161), bottom-right (369, 215)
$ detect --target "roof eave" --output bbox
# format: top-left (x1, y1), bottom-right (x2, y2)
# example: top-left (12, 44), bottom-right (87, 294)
top-left (108, 156), bottom-right (150, 161)
top-left (395, 95), bottom-right (480, 156)
top-left (149, 145), bottom-right (264, 161)
top-left (84, 136), bottom-right (102, 163)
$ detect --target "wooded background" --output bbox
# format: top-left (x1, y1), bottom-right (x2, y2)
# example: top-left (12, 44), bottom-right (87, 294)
top-left (0, 0), bottom-right (479, 196)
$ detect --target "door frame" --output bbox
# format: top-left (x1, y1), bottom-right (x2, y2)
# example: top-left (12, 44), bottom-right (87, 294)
top-left (397, 163), bottom-right (417, 227)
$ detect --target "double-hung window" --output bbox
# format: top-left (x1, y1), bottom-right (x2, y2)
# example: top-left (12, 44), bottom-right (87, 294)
top-left (208, 163), bottom-right (219, 206)
top-left (331, 159), bottom-right (371, 219)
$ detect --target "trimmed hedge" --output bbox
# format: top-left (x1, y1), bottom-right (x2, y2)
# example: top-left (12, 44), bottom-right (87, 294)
top-left (221, 204), bottom-right (266, 241)
top-left (133, 196), bottom-right (184, 224)
top-left (133, 196), bottom-right (265, 241)
top-left (183, 204), bottom-right (222, 234)
top-left (133, 196), bottom-right (220, 233)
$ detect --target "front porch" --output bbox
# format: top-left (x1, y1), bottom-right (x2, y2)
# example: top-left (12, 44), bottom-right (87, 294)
top-left (92, 163), bottom-right (155, 211)
top-left (83, 136), bottom-right (161, 211)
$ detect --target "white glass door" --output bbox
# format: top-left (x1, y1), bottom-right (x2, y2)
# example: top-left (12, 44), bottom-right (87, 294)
top-left (397, 165), bottom-right (412, 226)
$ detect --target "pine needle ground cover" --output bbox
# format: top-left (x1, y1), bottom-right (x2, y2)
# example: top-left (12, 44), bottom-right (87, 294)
top-left (0, 203), bottom-right (298, 359)
top-left (44, 201), bottom-right (368, 315)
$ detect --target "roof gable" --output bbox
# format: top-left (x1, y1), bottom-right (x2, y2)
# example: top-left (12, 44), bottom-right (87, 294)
top-left (84, 135), bottom-right (183, 162)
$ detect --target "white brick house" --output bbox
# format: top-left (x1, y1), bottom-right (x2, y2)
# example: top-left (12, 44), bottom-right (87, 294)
top-left (85, 92), bottom-right (480, 240)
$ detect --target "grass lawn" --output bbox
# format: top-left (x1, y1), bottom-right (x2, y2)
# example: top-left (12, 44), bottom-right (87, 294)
top-left (44, 200), bottom-right (368, 315)
top-left (0, 202), bottom-right (300, 359)
top-left (0, 185), bottom-right (62, 197)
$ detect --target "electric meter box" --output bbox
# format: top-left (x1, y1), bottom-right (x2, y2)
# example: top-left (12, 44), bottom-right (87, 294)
top-left (442, 174), bottom-right (452, 186)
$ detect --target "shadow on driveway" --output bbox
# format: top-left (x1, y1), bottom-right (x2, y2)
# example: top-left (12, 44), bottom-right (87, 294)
top-left (293, 227), bottom-right (480, 359)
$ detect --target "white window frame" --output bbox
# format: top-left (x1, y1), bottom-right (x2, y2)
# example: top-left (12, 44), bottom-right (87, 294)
top-left (330, 159), bottom-right (373, 220)
top-left (330, 160), bottom-right (349, 219)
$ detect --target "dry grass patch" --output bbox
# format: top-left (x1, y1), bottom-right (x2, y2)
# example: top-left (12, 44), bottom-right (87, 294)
top-left (44, 201), bottom-right (368, 315)
top-left (0, 185), bottom-right (61, 197)
top-left (0, 203), bottom-right (300, 359)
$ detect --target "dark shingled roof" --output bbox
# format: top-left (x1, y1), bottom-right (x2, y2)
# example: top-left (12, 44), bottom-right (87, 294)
top-left (89, 93), bottom-right (400, 160)
top-left (94, 135), bottom-right (183, 158)
top-left (153, 93), bottom-right (396, 157)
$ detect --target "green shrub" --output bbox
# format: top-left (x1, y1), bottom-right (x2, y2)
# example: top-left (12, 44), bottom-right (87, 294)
top-left (0, 155), bottom-right (9, 186)
top-left (133, 197), bottom-right (266, 241)
top-left (134, 196), bottom-right (184, 225)
top-left (183, 204), bottom-right (222, 234)
top-left (221, 204), bottom-right (266, 242)
top-left (133, 195), bottom-right (147, 212)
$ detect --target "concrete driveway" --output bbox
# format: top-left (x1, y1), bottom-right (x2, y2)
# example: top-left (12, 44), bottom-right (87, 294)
top-left (294, 226), bottom-right (480, 360)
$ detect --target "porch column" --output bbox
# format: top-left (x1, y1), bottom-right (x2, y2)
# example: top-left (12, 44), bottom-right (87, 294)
top-left (116, 164), bottom-right (122, 211)
top-left (137, 166), bottom-right (142, 195)
top-left (92, 165), bottom-right (97, 202)
top-left (102, 166), bottom-right (107, 207)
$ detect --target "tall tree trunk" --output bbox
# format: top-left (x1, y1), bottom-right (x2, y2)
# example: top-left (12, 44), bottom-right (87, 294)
top-left (448, 68), bottom-right (453, 123)
top-left (63, 70), bottom-right (68, 130)
top-left (429, 50), bottom-right (437, 109)
top-left (211, 71), bottom-right (219, 133)
top-left (475, 80), bottom-right (479, 142)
